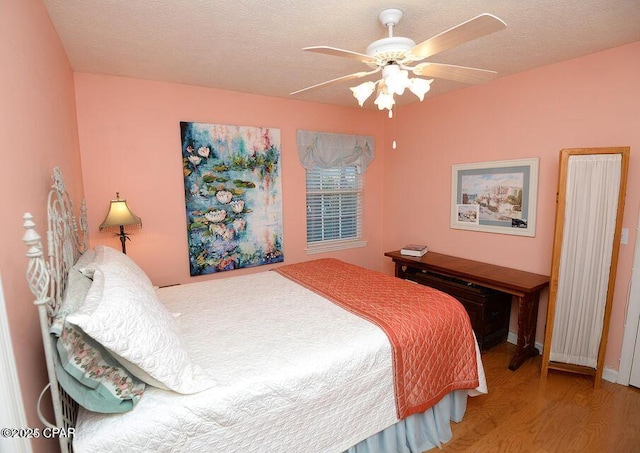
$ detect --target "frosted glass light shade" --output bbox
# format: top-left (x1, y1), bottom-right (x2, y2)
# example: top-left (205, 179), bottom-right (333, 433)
top-left (409, 78), bottom-right (433, 101)
top-left (374, 91), bottom-right (395, 111)
top-left (350, 81), bottom-right (376, 107)
top-left (384, 68), bottom-right (410, 95)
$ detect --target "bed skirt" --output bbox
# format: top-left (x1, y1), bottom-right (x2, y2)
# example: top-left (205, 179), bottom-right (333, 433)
top-left (345, 389), bottom-right (468, 453)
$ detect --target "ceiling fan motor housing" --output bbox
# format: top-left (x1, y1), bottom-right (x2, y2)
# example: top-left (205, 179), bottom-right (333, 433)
top-left (366, 36), bottom-right (416, 66)
top-left (366, 9), bottom-right (415, 67)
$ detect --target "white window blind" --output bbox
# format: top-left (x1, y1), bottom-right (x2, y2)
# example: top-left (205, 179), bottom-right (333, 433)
top-left (306, 166), bottom-right (364, 250)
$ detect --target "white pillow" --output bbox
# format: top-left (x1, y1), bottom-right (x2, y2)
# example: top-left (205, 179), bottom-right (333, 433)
top-left (51, 269), bottom-right (92, 336)
top-left (93, 245), bottom-right (153, 289)
top-left (66, 263), bottom-right (215, 394)
top-left (74, 249), bottom-right (97, 279)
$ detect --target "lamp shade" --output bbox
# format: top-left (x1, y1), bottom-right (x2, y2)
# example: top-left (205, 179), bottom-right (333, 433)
top-left (99, 193), bottom-right (142, 231)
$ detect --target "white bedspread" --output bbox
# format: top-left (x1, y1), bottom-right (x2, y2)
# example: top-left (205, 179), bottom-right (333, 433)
top-left (74, 271), bottom-right (400, 452)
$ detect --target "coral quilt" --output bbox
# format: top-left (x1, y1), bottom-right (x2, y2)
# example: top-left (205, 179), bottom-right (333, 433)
top-left (275, 258), bottom-right (479, 418)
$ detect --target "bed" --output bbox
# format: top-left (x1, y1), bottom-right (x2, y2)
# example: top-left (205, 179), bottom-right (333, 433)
top-left (22, 167), bottom-right (486, 453)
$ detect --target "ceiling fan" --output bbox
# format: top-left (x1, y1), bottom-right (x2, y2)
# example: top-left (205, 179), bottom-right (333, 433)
top-left (291, 9), bottom-right (507, 111)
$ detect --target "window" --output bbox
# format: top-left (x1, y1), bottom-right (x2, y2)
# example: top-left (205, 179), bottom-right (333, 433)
top-left (305, 166), bottom-right (366, 253)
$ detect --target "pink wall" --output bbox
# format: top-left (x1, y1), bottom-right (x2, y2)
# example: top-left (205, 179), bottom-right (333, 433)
top-left (4, 8), bottom-right (638, 449)
top-left (74, 42), bottom-right (640, 373)
top-left (382, 41), bottom-right (640, 370)
top-left (0, 1), bottom-right (83, 451)
top-left (74, 74), bottom-right (386, 286)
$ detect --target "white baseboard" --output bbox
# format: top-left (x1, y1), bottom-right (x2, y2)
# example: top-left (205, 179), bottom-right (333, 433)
top-left (506, 330), bottom-right (543, 354)
top-left (506, 330), bottom-right (618, 384)
top-left (602, 367), bottom-right (618, 384)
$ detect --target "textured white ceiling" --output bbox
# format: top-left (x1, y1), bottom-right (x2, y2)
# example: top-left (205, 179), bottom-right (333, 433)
top-left (44, 0), bottom-right (640, 109)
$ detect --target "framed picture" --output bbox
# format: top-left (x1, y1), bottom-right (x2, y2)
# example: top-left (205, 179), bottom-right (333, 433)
top-left (451, 157), bottom-right (539, 237)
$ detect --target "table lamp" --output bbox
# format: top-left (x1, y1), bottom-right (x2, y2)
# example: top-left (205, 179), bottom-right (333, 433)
top-left (99, 192), bottom-right (142, 254)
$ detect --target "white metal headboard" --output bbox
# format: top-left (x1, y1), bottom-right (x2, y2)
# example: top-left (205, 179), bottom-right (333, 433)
top-left (22, 167), bottom-right (88, 453)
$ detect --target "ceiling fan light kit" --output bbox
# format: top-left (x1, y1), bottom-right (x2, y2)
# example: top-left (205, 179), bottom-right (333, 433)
top-left (357, 63), bottom-right (433, 110)
top-left (292, 8), bottom-right (507, 113)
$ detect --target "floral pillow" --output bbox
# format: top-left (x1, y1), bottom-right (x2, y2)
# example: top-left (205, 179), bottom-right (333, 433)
top-left (51, 255), bottom-right (146, 413)
top-left (55, 324), bottom-right (145, 413)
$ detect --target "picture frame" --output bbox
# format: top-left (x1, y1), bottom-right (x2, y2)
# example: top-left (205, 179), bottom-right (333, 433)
top-left (451, 157), bottom-right (539, 237)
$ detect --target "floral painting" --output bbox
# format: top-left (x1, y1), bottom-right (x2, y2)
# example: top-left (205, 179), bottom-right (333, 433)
top-left (180, 122), bottom-right (284, 275)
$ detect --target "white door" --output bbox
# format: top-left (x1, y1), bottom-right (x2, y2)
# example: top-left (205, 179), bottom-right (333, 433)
top-left (626, 223), bottom-right (640, 388)
top-left (630, 323), bottom-right (640, 388)
top-left (629, 238), bottom-right (640, 388)
top-left (0, 272), bottom-right (33, 453)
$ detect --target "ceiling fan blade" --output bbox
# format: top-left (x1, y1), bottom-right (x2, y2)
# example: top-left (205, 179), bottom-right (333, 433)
top-left (409, 14), bottom-right (506, 61)
top-left (412, 62), bottom-right (497, 84)
top-left (303, 46), bottom-right (378, 65)
top-left (290, 69), bottom-right (379, 95)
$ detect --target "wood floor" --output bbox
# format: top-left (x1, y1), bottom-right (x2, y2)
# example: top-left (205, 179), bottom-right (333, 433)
top-left (440, 342), bottom-right (640, 453)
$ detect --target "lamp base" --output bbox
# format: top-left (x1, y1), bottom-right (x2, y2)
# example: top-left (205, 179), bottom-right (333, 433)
top-left (116, 225), bottom-right (130, 254)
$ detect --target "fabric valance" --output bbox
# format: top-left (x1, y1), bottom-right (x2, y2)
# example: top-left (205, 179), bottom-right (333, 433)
top-left (296, 130), bottom-right (375, 173)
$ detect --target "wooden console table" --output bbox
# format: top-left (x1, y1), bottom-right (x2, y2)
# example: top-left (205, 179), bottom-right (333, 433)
top-left (385, 250), bottom-right (549, 371)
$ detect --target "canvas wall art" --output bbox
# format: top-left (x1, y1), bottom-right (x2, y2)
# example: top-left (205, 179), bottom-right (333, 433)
top-left (180, 122), bottom-right (284, 275)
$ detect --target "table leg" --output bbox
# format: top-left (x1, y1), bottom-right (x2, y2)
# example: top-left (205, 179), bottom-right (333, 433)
top-left (509, 291), bottom-right (541, 370)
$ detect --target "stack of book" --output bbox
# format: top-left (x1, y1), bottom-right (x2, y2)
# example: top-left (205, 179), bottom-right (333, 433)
top-left (400, 244), bottom-right (428, 257)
